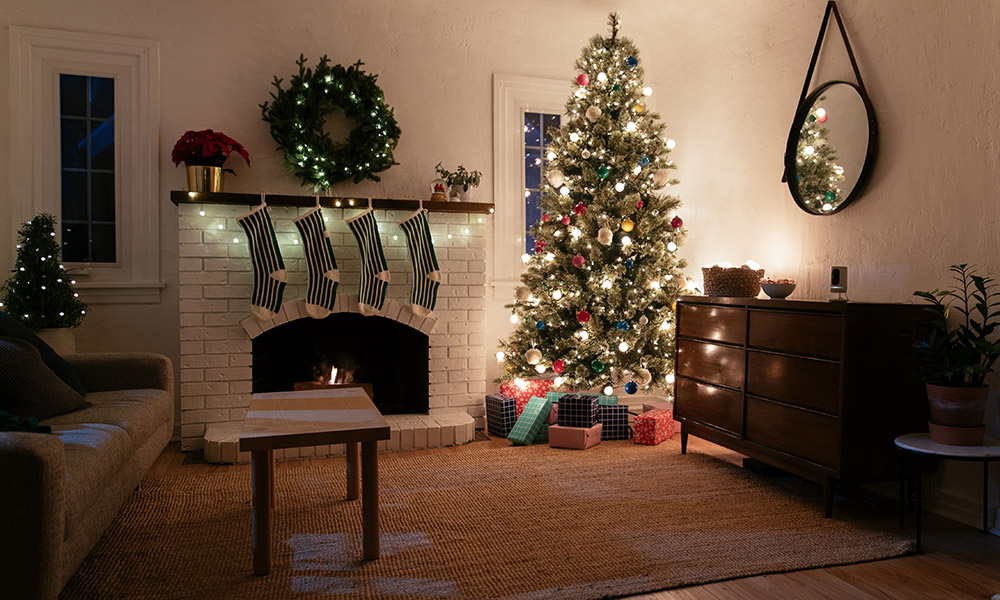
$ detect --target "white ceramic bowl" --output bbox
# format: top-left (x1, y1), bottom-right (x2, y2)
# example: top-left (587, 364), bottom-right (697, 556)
top-left (761, 282), bottom-right (796, 299)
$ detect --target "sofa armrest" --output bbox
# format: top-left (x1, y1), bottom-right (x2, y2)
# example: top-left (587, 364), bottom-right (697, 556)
top-left (0, 432), bottom-right (66, 600)
top-left (66, 352), bottom-right (173, 395)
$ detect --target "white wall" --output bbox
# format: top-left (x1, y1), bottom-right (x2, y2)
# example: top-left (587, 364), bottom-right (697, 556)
top-left (2, 0), bottom-right (997, 528)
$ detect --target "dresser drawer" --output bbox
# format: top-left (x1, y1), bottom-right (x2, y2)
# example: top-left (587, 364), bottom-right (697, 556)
top-left (748, 311), bottom-right (842, 359)
top-left (746, 398), bottom-right (840, 469)
top-left (675, 377), bottom-right (743, 435)
top-left (677, 303), bottom-right (746, 345)
top-left (677, 339), bottom-right (744, 390)
top-left (746, 351), bottom-right (840, 414)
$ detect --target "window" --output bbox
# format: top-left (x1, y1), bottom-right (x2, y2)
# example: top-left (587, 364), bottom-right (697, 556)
top-left (10, 27), bottom-right (162, 303)
top-left (522, 111), bottom-right (561, 254)
top-left (492, 74), bottom-right (569, 298)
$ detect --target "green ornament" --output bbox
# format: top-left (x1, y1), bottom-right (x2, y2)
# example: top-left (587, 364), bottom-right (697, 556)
top-left (824, 190), bottom-right (836, 202)
top-left (597, 165), bottom-right (611, 179)
top-left (808, 114), bottom-right (817, 122)
top-left (612, 84), bottom-right (620, 91)
top-left (591, 359), bottom-right (605, 373)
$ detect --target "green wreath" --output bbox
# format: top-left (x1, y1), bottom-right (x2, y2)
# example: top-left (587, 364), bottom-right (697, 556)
top-left (260, 55), bottom-right (401, 189)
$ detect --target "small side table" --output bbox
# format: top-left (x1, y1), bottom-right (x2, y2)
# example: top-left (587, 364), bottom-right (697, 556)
top-left (894, 433), bottom-right (1000, 552)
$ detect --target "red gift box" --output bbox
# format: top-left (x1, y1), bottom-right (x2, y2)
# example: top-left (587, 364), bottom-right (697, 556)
top-left (633, 408), bottom-right (675, 445)
top-left (499, 379), bottom-right (553, 413)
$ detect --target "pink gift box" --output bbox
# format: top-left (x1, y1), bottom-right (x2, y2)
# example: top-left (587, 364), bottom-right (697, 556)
top-left (633, 409), bottom-right (675, 445)
top-left (546, 403), bottom-right (559, 425)
top-left (549, 422), bottom-right (602, 450)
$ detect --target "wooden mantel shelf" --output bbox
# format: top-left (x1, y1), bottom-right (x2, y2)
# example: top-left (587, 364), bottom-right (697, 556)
top-left (170, 191), bottom-right (495, 214)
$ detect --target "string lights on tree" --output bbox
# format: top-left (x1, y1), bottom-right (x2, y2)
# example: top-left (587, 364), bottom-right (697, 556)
top-left (496, 13), bottom-right (691, 398)
top-left (795, 99), bottom-right (845, 213)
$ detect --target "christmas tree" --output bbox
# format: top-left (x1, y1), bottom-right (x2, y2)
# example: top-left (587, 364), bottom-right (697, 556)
top-left (794, 98), bottom-right (846, 213)
top-left (497, 13), bottom-right (689, 398)
top-left (1, 213), bottom-right (87, 330)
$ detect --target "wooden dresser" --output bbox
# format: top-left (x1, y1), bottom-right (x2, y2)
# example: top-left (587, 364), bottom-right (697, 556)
top-left (674, 296), bottom-right (929, 515)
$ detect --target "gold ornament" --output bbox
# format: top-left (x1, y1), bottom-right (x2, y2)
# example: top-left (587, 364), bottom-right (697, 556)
top-left (634, 103), bottom-right (645, 114)
top-left (525, 348), bottom-right (542, 365)
top-left (621, 218), bottom-right (635, 232)
top-left (597, 227), bottom-right (614, 245)
top-left (515, 286), bottom-right (531, 302)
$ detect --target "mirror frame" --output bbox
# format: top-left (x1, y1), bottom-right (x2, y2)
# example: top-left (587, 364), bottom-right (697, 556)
top-left (784, 80), bottom-right (878, 216)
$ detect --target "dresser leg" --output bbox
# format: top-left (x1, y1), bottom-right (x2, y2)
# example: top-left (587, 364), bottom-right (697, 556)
top-left (680, 430), bottom-right (688, 454)
top-left (823, 476), bottom-right (835, 518)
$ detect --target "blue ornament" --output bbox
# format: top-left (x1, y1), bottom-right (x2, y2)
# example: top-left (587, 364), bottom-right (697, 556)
top-left (625, 381), bottom-right (638, 394)
top-left (536, 321), bottom-right (546, 330)
top-left (616, 320), bottom-right (630, 331)
top-left (626, 56), bottom-right (638, 67)
top-left (640, 156), bottom-right (649, 166)
top-left (625, 259), bottom-right (634, 269)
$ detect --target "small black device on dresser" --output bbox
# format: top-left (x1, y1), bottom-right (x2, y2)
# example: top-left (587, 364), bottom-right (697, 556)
top-left (673, 295), bottom-right (928, 517)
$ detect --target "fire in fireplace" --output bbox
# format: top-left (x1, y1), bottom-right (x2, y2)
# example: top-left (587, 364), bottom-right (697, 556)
top-left (251, 312), bottom-right (429, 414)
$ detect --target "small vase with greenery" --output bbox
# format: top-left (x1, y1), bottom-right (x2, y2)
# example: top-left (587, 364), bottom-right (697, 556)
top-left (435, 162), bottom-right (482, 201)
top-left (912, 263), bottom-right (1000, 444)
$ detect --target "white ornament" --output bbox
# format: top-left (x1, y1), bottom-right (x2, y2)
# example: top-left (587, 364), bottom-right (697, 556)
top-left (614, 182), bottom-right (626, 192)
top-left (581, 149), bottom-right (591, 159)
top-left (525, 348), bottom-right (542, 365)
top-left (597, 227), bottom-right (613, 245)
top-left (637, 368), bottom-right (652, 386)
top-left (639, 315), bottom-right (649, 326)
top-left (586, 106), bottom-right (602, 122)
top-left (515, 286), bottom-right (531, 302)
top-left (619, 341), bottom-right (629, 352)
top-left (653, 169), bottom-right (671, 187)
top-left (547, 169), bottom-right (565, 188)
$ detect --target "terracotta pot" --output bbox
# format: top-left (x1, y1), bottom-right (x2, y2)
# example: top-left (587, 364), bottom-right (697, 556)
top-left (36, 327), bottom-right (76, 355)
top-left (925, 383), bottom-right (989, 427)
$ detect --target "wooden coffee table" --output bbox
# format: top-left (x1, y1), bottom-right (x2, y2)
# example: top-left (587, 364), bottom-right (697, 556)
top-left (239, 388), bottom-right (390, 575)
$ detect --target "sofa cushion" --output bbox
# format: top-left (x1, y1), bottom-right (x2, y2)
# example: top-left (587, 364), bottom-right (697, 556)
top-left (0, 311), bottom-right (86, 395)
top-left (0, 337), bottom-right (90, 420)
top-left (45, 388), bottom-right (173, 450)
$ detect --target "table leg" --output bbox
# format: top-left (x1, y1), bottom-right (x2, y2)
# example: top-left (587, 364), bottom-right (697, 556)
top-left (898, 454), bottom-right (905, 529)
top-left (361, 440), bottom-right (379, 560)
top-left (347, 441), bottom-right (360, 500)
top-left (984, 460), bottom-right (989, 534)
top-left (916, 456), bottom-right (923, 553)
top-left (251, 449), bottom-right (272, 576)
top-left (680, 430), bottom-right (688, 455)
top-left (268, 449), bottom-right (275, 509)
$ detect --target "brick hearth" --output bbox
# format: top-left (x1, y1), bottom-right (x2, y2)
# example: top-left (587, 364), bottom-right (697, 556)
top-left (177, 202), bottom-right (488, 452)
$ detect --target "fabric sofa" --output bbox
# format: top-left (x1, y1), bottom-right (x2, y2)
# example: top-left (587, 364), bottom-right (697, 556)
top-left (0, 352), bottom-right (174, 600)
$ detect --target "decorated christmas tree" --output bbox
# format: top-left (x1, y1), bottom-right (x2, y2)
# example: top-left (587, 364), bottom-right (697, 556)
top-left (794, 98), bottom-right (846, 213)
top-left (497, 14), bottom-right (689, 398)
top-left (0, 213), bottom-right (87, 330)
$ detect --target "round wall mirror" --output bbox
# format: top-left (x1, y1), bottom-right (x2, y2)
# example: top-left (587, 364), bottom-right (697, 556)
top-left (784, 80), bottom-right (877, 215)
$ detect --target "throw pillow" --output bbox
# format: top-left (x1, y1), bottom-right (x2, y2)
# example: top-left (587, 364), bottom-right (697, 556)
top-left (0, 310), bottom-right (86, 395)
top-left (0, 410), bottom-right (52, 434)
top-left (0, 337), bottom-right (90, 420)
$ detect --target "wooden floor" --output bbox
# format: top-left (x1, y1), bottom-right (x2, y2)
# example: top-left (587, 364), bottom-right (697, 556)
top-left (150, 436), bottom-right (1000, 600)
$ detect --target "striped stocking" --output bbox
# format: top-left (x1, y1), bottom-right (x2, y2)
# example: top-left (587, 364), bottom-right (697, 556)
top-left (397, 209), bottom-right (441, 317)
top-left (346, 208), bottom-right (390, 316)
top-left (237, 204), bottom-right (287, 320)
top-left (293, 206), bottom-right (339, 319)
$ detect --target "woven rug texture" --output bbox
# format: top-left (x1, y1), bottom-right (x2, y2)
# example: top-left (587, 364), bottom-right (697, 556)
top-left (62, 442), bottom-right (914, 599)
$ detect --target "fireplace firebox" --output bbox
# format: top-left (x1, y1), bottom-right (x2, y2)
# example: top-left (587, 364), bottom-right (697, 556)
top-left (252, 313), bottom-right (429, 415)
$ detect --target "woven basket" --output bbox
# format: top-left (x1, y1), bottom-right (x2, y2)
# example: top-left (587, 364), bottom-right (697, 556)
top-left (702, 265), bottom-right (765, 297)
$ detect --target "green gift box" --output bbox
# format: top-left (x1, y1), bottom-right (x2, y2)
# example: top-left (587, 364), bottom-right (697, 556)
top-left (508, 396), bottom-right (553, 446)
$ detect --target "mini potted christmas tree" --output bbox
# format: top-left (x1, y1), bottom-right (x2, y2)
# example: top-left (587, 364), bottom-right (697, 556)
top-left (0, 213), bottom-right (87, 353)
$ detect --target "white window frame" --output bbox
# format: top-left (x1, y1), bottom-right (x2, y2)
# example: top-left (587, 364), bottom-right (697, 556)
top-left (491, 73), bottom-right (569, 299)
top-left (9, 26), bottom-right (162, 303)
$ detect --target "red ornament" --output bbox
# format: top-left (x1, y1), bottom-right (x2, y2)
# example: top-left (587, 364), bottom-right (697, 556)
top-left (577, 73), bottom-right (590, 86)
top-left (541, 213), bottom-right (550, 222)
top-left (576, 310), bottom-right (591, 323)
top-left (636, 199), bottom-right (644, 209)
top-left (553, 359), bottom-right (565, 374)
top-left (572, 254), bottom-right (586, 268)
top-left (535, 238), bottom-right (547, 252)
top-left (671, 216), bottom-right (684, 229)
top-left (561, 216), bottom-right (571, 225)
top-left (573, 203), bottom-right (587, 216)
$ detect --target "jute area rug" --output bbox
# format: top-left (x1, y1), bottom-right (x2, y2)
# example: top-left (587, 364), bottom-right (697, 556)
top-left (62, 442), bottom-right (914, 600)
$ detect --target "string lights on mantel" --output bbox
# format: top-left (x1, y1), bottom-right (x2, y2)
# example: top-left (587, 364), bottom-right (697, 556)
top-left (169, 191), bottom-right (495, 215)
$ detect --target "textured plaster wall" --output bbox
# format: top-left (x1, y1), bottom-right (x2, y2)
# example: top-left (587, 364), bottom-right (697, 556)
top-left (1, 0), bottom-right (997, 527)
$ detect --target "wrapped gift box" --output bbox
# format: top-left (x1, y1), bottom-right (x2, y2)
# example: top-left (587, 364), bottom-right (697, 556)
top-left (546, 402), bottom-right (558, 425)
top-left (633, 408), bottom-right (675, 445)
top-left (549, 423), bottom-right (603, 450)
top-left (499, 379), bottom-right (553, 405)
top-left (507, 396), bottom-right (554, 446)
top-left (547, 391), bottom-right (618, 406)
top-left (556, 394), bottom-right (599, 428)
top-left (485, 393), bottom-right (518, 438)
top-left (514, 397), bottom-right (531, 417)
top-left (599, 404), bottom-right (630, 440)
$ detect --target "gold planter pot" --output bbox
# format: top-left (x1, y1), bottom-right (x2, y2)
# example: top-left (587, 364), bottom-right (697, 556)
top-left (187, 165), bottom-right (224, 193)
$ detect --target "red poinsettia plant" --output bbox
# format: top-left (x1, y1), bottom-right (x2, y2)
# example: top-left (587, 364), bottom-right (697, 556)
top-left (171, 129), bottom-right (251, 169)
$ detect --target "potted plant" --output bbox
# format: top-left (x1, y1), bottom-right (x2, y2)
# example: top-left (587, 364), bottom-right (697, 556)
top-left (435, 162), bottom-right (482, 202)
top-left (911, 263), bottom-right (1000, 445)
top-left (171, 129), bottom-right (251, 193)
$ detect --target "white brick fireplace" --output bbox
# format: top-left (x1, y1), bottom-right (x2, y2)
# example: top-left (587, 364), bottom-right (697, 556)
top-left (176, 202), bottom-right (488, 452)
